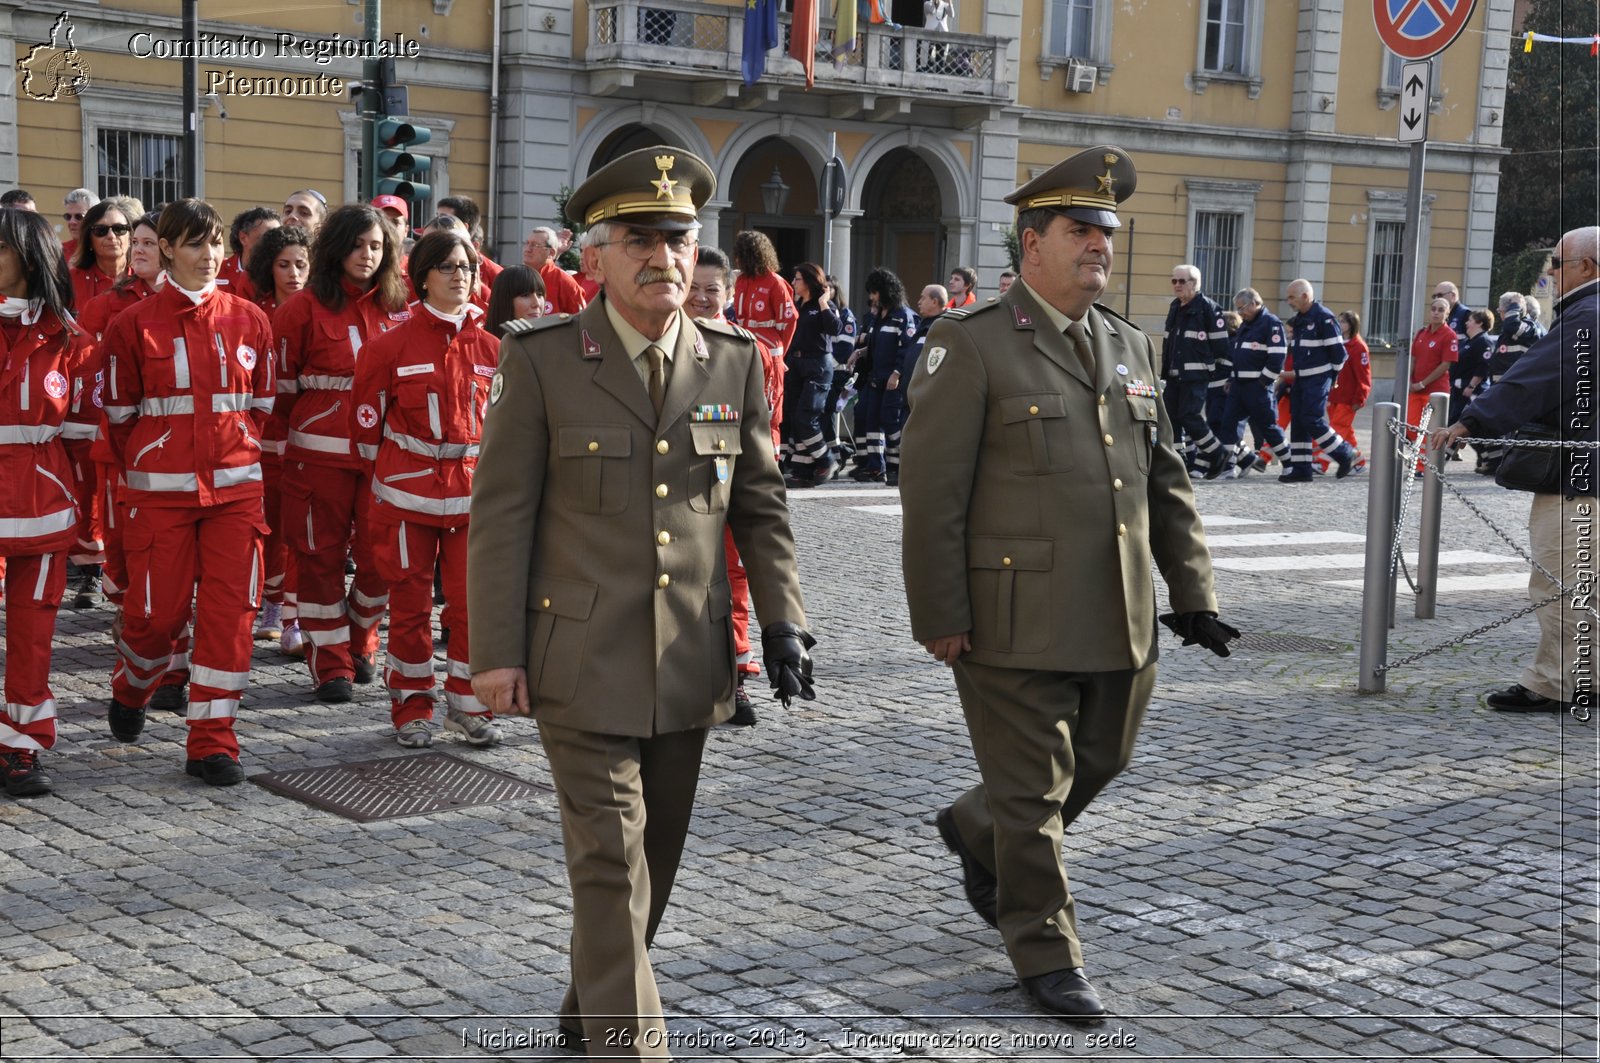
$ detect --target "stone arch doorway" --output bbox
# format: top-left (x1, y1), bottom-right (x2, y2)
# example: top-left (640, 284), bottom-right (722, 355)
top-left (724, 138), bottom-right (820, 276)
top-left (851, 147), bottom-right (944, 305)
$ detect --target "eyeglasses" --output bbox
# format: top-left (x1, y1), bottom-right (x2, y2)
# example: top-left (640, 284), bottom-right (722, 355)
top-left (1171, 278), bottom-right (1192, 286)
top-left (63, 212), bottom-right (85, 222)
top-left (432, 262), bottom-right (477, 276)
top-left (1550, 256), bottom-right (1592, 269)
top-left (597, 231), bottom-right (695, 260)
top-left (91, 223), bottom-right (131, 238)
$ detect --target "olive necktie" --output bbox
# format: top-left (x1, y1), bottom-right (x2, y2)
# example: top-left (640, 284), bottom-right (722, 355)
top-left (645, 344), bottom-right (667, 417)
top-left (1065, 320), bottom-right (1095, 378)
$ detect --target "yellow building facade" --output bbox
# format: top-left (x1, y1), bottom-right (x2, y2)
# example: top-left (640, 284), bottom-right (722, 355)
top-left (2, 0), bottom-right (1510, 347)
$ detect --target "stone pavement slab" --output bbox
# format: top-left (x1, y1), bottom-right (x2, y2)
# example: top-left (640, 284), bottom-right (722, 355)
top-left (0, 461), bottom-right (1595, 1060)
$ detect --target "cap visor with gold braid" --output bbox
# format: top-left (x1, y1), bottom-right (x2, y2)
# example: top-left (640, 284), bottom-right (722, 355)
top-left (566, 145), bottom-right (717, 233)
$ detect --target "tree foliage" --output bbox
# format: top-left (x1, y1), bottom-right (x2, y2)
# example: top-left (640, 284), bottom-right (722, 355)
top-left (1494, 0), bottom-right (1599, 264)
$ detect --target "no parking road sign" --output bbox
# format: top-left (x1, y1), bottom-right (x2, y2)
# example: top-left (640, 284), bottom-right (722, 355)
top-left (1374, 0), bottom-right (1477, 61)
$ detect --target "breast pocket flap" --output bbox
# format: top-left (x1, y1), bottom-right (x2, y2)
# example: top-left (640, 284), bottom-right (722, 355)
top-left (999, 393), bottom-right (1066, 425)
top-left (557, 424), bottom-right (632, 459)
top-left (969, 536), bottom-right (1052, 571)
top-left (688, 423), bottom-right (743, 456)
top-left (529, 573), bottom-right (598, 620)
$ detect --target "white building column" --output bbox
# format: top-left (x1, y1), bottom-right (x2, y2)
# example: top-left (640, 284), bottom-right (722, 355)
top-left (829, 208), bottom-right (863, 302)
top-left (0, 8), bottom-right (20, 187)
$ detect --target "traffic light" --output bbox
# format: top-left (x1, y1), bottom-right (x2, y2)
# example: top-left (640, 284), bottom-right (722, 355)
top-left (376, 117), bottom-right (432, 202)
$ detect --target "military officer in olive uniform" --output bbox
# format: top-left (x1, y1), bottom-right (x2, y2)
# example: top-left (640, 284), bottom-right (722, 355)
top-left (900, 145), bottom-right (1238, 1022)
top-left (468, 146), bottom-right (815, 1059)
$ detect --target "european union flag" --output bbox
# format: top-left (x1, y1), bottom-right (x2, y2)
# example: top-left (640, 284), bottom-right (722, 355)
top-left (742, 0), bottom-right (780, 86)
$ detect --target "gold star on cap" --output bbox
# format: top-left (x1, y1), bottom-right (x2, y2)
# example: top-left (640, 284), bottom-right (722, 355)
top-left (565, 144), bottom-right (717, 232)
top-left (653, 154), bottom-right (678, 200)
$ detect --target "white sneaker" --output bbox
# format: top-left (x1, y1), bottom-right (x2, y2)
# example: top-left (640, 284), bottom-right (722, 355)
top-left (280, 621), bottom-right (306, 658)
top-left (396, 719), bottom-right (435, 748)
top-left (444, 708), bottom-right (503, 747)
top-left (254, 601), bottom-right (283, 641)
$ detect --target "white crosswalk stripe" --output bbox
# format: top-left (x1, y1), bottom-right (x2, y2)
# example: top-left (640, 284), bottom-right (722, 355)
top-left (792, 494), bottom-right (1529, 596)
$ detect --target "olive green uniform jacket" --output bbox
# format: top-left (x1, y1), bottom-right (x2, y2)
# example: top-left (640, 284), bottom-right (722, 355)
top-left (467, 300), bottom-right (806, 736)
top-left (900, 286), bottom-right (1216, 670)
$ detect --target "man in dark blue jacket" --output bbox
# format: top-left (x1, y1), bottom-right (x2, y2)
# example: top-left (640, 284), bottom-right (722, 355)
top-left (1216, 287), bottom-right (1290, 475)
top-left (1161, 264), bottom-right (1230, 477)
top-left (1282, 278), bottom-right (1358, 482)
top-left (1433, 226), bottom-right (1598, 716)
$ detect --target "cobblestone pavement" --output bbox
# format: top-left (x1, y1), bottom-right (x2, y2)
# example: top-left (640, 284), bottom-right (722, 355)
top-left (1, 457), bottom-right (1596, 1061)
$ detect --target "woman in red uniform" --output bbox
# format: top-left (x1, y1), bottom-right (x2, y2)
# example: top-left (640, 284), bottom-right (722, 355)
top-left (1407, 297), bottom-right (1458, 470)
top-left (0, 207), bottom-right (81, 797)
top-left (352, 230), bottom-right (502, 748)
top-left (75, 212), bottom-right (163, 624)
top-left (245, 224), bottom-right (312, 650)
top-left (273, 204), bottom-right (409, 702)
top-left (62, 198), bottom-right (138, 599)
top-left (100, 198), bottom-right (275, 787)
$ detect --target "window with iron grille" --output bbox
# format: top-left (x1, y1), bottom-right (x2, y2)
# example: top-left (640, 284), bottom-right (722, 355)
top-left (1368, 219), bottom-right (1405, 344)
top-left (1049, 0), bottom-right (1096, 58)
top-left (1383, 48), bottom-right (1404, 90)
top-left (97, 129), bottom-right (181, 210)
top-left (1192, 211), bottom-right (1241, 298)
top-left (1203, 0), bottom-right (1247, 74)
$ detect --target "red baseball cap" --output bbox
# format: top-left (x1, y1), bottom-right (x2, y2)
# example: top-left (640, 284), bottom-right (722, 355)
top-left (371, 194), bottom-right (409, 220)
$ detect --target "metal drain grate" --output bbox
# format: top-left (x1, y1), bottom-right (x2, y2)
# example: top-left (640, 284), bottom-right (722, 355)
top-left (1232, 633), bottom-right (1348, 654)
top-left (252, 751), bottom-right (551, 822)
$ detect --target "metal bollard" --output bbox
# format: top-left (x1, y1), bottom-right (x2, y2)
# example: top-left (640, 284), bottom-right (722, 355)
top-left (1414, 391), bottom-right (1450, 619)
top-left (1359, 402), bottom-right (1401, 693)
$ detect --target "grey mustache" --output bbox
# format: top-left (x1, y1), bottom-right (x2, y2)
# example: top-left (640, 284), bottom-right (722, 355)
top-left (636, 267), bottom-right (683, 285)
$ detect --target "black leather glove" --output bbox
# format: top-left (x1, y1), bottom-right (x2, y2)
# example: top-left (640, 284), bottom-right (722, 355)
top-left (1159, 611), bottom-right (1241, 658)
top-left (760, 622), bottom-right (817, 707)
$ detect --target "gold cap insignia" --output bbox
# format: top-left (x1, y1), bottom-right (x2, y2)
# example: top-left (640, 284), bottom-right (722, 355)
top-left (654, 155), bottom-right (678, 200)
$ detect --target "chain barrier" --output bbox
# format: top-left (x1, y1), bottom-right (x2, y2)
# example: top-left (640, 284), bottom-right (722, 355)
top-left (1385, 408), bottom-right (1430, 594)
top-left (1376, 417), bottom-right (1596, 723)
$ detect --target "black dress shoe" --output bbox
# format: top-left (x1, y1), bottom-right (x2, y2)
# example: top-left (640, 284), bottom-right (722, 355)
top-left (1021, 967), bottom-right (1107, 1023)
top-left (935, 806), bottom-right (998, 927)
top-left (150, 683), bottom-right (187, 714)
top-left (108, 699), bottom-right (146, 742)
top-left (1485, 683), bottom-right (1567, 713)
top-left (315, 677), bottom-right (354, 703)
top-left (352, 654), bottom-right (377, 684)
top-left (728, 681), bottom-right (757, 726)
top-left (185, 754), bottom-right (245, 787)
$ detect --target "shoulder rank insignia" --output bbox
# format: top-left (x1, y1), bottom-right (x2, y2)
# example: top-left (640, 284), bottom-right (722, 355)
top-left (500, 314), bottom-right (573, 339)
top-left (925, 346), bottom-right (947, 374)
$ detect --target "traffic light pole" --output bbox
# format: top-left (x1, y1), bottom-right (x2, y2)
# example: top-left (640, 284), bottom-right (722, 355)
top-left (361, 0), bottom-right (382, 201)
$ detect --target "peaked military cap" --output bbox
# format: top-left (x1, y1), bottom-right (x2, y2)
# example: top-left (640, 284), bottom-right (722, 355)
top-left (566, 145), bottom-right (717, 233)
top-left (1005, 144), bottom-right (1137, 230)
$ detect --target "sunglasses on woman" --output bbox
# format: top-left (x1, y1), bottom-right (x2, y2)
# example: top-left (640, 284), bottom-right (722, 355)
top-left (91, 223), bottom-right (131, 237)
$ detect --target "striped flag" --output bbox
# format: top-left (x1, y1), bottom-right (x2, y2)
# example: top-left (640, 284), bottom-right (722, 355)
top-left (789, 0), bottom-right (819, 89)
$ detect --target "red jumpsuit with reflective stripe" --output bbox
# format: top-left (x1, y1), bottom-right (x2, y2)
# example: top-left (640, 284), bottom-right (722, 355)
top-left (732, 272), bottom-right (798, 357)
top-left (538, 261), bottom-right (588, 316)
top-left (253, 292), bottom-right (295, 617)
top-left (62, 266), bottom-right (128, 569)
top-left (352, 306), bottom-right (497, 728)
top-left (77, 278), bottom-right (159, 606)
top-left (0, 307), bottom-right (81, 753)
top-left (273, 282), bottom-right (409, 684)
top-left (102, 284), bottom-right (275, 759)
top-left (718, 324), bottom-right (784, 678)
